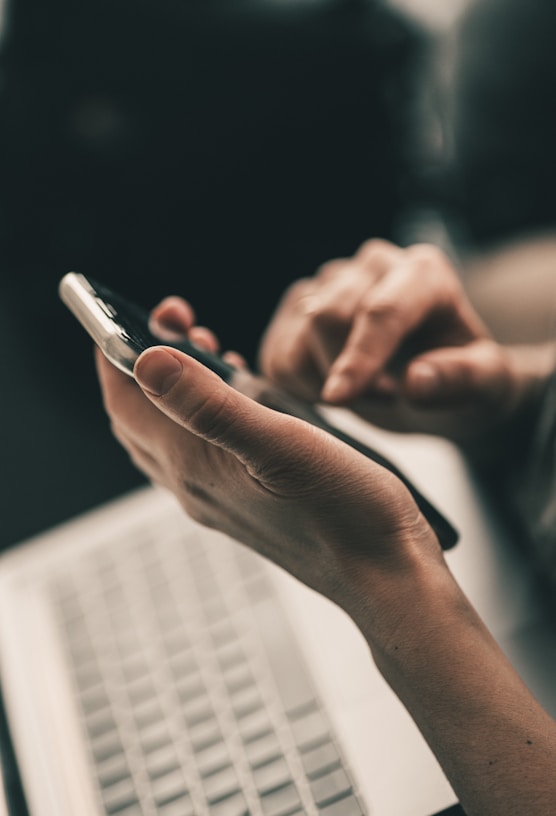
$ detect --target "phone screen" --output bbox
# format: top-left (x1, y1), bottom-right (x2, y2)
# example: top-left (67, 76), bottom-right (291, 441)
top-left (89, 278), bottom-right (236, 381)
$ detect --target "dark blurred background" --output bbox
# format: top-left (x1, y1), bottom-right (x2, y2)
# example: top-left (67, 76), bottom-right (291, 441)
top-left (0, 0), bottom-right (430, 546)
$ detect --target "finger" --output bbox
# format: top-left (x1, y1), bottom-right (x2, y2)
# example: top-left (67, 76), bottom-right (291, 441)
top-left (222, 350), bottom-right (248, 369)
top-left (354, 237), bottom-right (402, 266)
top-left (148, 292), bottom-right (221, 358)
top-left (268, 248), bottom-right (401, 392)
top-left (188, 325), bottom-right (220, 353)
top-left (258, 280), bottom-right (328, 401)
top-left (321, 247), bottom-right (463, 403)
top-left (133, 346), bottom-right (333, 494)
top-left (306, 264), bottom-right (375, 378)
top-left (150, 296), bottom-right (196, 335)
top-left (403, 341), bottom-right (512, 408)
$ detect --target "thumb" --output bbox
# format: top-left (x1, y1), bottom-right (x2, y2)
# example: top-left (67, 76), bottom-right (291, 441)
top-left (404, 341), bottom-right (512, 408)
top-left (133, 346), bottom-right (317, 486)
top-left (134, 346), bottom-right (270, 452)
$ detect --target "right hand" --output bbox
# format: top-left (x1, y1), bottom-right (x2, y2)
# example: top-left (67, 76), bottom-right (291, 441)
top-left (258, 239), bottom-right (551, 446)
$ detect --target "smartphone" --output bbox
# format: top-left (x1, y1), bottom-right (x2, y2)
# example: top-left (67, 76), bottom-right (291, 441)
top-left (59, 271), bottom-right (459, 550)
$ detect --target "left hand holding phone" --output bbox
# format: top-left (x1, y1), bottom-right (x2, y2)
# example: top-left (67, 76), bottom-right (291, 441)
top-left (97, 294), bottom-right (442, 632)
top-left (96, 313), bottom-right (445, 646)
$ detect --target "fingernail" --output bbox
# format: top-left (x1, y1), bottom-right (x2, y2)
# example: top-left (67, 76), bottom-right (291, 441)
top-left (322, 371), bottom-right (352, 403)
top-left (409, 362), bottom-right (439, 396)
top-left (135, 349), bottom-right (183, 396)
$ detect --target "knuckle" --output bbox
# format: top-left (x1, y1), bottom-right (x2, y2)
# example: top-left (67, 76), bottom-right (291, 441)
top-left (404, 244), bottom-right (463, 304)
top-left (407, 243), bottom-right (446, 264)
top-left (187, 390), bottom-right (239, 446)
top-left (360, 292), bottom-right (404, 330)
top-left (315, 258), bottom-right (348, 282)
top-left (357, 238), bottom-right (395, 258)
top-left (356, 239), bottom-right (398, 270)
top-left (286, 278), bottom-right (313, 300)
top-left (406, 244), bottom-right (454, 279)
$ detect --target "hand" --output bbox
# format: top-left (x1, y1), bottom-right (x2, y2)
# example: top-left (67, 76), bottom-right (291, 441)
top-left (258, 240), bottom-right (550, 446)
top-left (95, 335), bottom-right (442, 641)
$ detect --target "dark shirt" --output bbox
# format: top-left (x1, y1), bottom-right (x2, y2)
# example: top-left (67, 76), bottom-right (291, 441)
top-left (447, 0), bottom-right (556, 247)
top-left (513, 358), bottom-right (556, 592)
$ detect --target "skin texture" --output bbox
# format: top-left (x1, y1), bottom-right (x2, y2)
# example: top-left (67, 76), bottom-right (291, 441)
top-left (96, 241), bottom-right (556, 815)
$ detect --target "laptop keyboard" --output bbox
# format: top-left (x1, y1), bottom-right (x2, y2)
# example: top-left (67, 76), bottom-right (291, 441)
top-left (50, 516), bottom-right (367, 816)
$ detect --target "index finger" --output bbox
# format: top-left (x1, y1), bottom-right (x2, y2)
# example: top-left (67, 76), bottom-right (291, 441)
top-left (321, 247), bottom-right (463, 402)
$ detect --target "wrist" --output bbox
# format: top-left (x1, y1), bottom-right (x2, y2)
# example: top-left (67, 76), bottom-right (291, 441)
top-left (366, 563), bottom-right (480, 686)
top-left (353, 552), bottom-right (470, 677)
top-left (338, 516), bottom-right (463, 671)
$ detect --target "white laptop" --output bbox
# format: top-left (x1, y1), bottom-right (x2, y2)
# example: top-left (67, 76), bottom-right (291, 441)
top-left (1, 409), bottom-right (556, 816)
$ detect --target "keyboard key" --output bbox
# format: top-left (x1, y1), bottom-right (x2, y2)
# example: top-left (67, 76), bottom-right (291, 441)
top-left (109, 805), bottom-right (143, 816)
top-left (259, 780), bottom-right (303, 816)
top-left (134, 698), bottom-right (164, 730)
top-left (91, 730), bottom-right (124, 764)
top-left (158, 793), bottom-right (196, 816)
top-left (217, 642), bottom-right (245, 670)
top-left (101, 776), bottom-right (139, 814)
top-left (209, 620), bottom-right (237, 647)
top-left (251, 597), bottom-right (316, 716)
top-left (139, 720), bottom-right (170, 753)
top-left (79, 682), bottom-right (111, 716)
top-left (237, 707), bottom-right (274, 742)
top-left (310, 768), bottom-right (352, 808)
top-left (74, 660), bottom-right (104, 691)
top-left (121, 653), bottom-right (150, 683)
top-left (203, 764), bottom-right (240, 804)
top-left (203, 597), bottom-right (228, 623)
top-left (208, 790), bottom-right (249, 816)
top-left (300, 741), bottom-right (341, 778)
top-left (175, 672), bottom-right (205, 703)
top-left (189, 716), bottom-right (223, 751)
top-left (168, 650), bottom-right (197, 679)
top-left (162, 625), bottom-right (191, 655)
top-left (97, 753), bottom-right (131, 788)
top-left (244, 731), bottom-right (282, 768)
top-left (182, 696), bottom-right (214, 727)
top-left (231, 685), bottom-right (264, 719)
top-left (252, 757), bottom-right (291, 794)
top-left (127, 676), bottom-right (157, 706)
top-left (151, 768), bottom-right (188, 806)
top-left (222, 663), bottom-right (253, 693)
top-left (70, 637), bottom-right (96, 665)
top-left (196, 741), bottom-right (231, 777)
top-left (290, 707), bottom-right (330, 750)
top-left (87, 706), bottom-right (118, 740)
top-left (317, 794), bottom-right (364, 816)
top-left (145, 745), bottom-right (180, 779)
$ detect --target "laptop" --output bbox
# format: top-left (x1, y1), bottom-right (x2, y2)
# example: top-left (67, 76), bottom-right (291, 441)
top-left (1, 408), bottom-right (556, 816)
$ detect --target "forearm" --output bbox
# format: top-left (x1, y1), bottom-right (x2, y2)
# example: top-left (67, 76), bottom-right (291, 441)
top-left (356, 563), bottom-right (556, 816)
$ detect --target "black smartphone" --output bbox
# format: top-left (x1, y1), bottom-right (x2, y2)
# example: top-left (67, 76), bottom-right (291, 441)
top-left (59, 272), bottom-right (459, 550)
